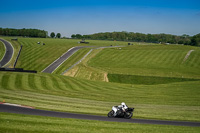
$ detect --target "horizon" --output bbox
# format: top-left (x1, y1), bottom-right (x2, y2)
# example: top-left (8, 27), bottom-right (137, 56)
top-left (0, 0), bottom-right (200, 37)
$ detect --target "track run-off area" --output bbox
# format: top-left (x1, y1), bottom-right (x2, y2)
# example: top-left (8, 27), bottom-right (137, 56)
top-left (0, 104), bottom-right (200, 127)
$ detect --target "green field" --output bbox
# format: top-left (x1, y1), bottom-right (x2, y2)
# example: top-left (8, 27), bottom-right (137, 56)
top-left (2, 37), bottom-right (129, 71)
top-left (1, 37), bottom-right (22, 67)
top-left (1, 113), bottom-right (199, 133)
top-left (0, 72), bottom-right (200, 121)
top-left (87, 45), bottom-right (200, 79)
top-left (107, 74), bottom-right (199, 85)
top-left (0, 41), bottom-right (5, 61)
top-left (0, 37), bottom-right (200, 132)
top-left (65, 45), bottom-right (200, 83)
top-left (53, 48), bottom-right (91, 74)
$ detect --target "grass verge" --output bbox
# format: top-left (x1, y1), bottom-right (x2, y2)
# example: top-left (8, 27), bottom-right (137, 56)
top-left (0, 41), bottom-right (5, 61)
top-left (0, 72), bottom-right (200, 121)
top-left (1, 37), bottom-right (21, 68)
top-left (53, 48), bottom-right (91, 75)
top-left (0, 112), bottom-right (199, 133)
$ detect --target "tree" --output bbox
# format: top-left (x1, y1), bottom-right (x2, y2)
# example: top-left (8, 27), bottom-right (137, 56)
top-left (70, 34), bottom-right (82, 39)
top-left (0, 28), bottom-right (48, 38)
top-left (38, 30), bottom-right (47, 38)
top-left (71, 34), bottom-right (76, 38)
top-left (190, 33), bottom-right (200, 46)
top-left (50, 32), bottom-right (55, 38)
top-left (75, 34), bottom-right (82, 39)
top-left (56, 33), bottom-right (61, 38)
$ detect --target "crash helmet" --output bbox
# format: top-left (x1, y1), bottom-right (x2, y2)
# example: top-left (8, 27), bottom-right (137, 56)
top-left (121, 102), bottom-right (126, 107)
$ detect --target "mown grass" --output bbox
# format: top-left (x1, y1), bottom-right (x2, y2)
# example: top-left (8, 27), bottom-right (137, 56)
top-left (0, 72), bottom-right (200, 121)
top-left (0, 37), bottom-right (21, 67)
top-left (108, 74), bottom-right (199, 85)
top-left (1, 37), bottom-right (129, 72)
top-left (0, 41), bottom-right (5, 61)
top-left (88, 45), bottom-right (200, 79)
top-left (14, 38), bottom-right (78, 71)
top-left (64, 48), bottom-right (109, 81)
top-left (53, 48), bottom-right (91, 75)
top-left (1, 113), bottom-right (200, 133)
top-left (67, 64), bottom-right (108, 81)
top-left (0, 37), bottom-right (200, 132)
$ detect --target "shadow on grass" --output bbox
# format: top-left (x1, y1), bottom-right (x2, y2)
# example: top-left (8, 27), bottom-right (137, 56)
top-left (108, 74), bottom-right (200, 85)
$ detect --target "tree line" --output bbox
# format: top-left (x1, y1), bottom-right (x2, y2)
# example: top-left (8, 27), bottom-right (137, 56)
top-left (1, 28), bottom-right (199, 46)
top-left (0, 28), bottom-right (62, 39)
top-left (0, 28), bottom-right (48, 38)
top-left (71, 32), bottom-right (200, 46)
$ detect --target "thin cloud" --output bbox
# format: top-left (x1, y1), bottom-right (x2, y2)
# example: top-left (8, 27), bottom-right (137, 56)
top-left (196, 12), bottom-right (200, 16)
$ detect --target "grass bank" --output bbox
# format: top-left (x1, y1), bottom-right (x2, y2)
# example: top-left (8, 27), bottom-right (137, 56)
top-left (0, 113), bottom-right (199, 133)
top-left (53, 48), bottom-right (91, 75)
top-left (0, 37), bottom-right (21, 68)
top-left (0, 41), bottom-right (5, 61)
top-left (88, 45), bottom-right (200, 79)
top-left (0, 72), bottom-right (200, 121)
top-left (1, 37), bottom-right (129, 72)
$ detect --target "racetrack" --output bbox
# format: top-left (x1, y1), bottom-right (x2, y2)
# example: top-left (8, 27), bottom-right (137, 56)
top-left (0, 39), bottom-right (14, 67)
top-left (42, 46), bottom-right (92, 73)
top-left (42, 45), bottom-right (122, 73)
top-left (0, 104), bottom-right (199, 127)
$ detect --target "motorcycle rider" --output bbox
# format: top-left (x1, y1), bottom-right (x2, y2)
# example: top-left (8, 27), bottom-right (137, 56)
top-left (113, 102), bottom-right (128, 116)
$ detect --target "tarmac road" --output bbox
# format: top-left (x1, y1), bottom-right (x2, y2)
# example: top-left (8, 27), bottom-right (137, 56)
top-left (42, 46), bottom-right (91, 73)
top-left (0, 104), bottom-right (200, 127)
top-left (42, 45), bottom-right (122, 73)
top-left (0, 39), bottom-right (14, 67)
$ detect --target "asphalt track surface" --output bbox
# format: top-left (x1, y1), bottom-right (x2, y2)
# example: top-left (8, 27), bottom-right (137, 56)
top-left (0, 38), bottom-right (13, 67)
top-left (42, 45), bottom-right (121, 73)
top-left (0, 104), bottom-right (200, 127)
top-left (42, 46), bottom-right (92, 73)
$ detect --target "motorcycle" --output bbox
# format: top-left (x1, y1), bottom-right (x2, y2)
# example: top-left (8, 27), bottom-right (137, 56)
top-left (107, 106), bottom-right (134, 119)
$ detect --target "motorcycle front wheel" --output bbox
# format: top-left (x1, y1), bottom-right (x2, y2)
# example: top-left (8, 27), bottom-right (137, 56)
top-left (107, 110), bottom-right (114, 118)
top-left (124, 112), bottom-right (133, 119)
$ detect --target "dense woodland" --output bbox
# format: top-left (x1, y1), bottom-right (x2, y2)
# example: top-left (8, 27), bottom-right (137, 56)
top-left (72, 32), bottom-right (200, 46)
top-left (0, 28), bottom-right (48, 38)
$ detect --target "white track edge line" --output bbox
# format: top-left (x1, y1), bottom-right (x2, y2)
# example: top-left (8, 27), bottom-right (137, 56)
top-left (41, 47), bottom-right (75, 72)
top-left (0, 39), bottom-right (14, 67)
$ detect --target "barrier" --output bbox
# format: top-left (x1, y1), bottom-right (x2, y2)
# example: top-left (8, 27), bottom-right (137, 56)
top-left (14, 45), bottom-right (23, 68)
top-left (0, 68), bottom-right (37, 73)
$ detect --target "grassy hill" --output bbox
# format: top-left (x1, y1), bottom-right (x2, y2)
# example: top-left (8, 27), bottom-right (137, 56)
top-left (0, 37), bottom-right (200, 132)
top-left (0, 72), bottom-right (200, 122)
top-left (12, 37), bottom-right (81, 71)
top-left (66, 45), bottom-right (200, 82)
top-left (2, 37), bottom-right (129, 72)
top-left (87, 45), bottom-right (200, 78)
top-left (1, 113), bottom-right (200, 133)
top-left (0, 41), bottom-right (5, 61)
top-left (0, 37), bottom-right (21, 67)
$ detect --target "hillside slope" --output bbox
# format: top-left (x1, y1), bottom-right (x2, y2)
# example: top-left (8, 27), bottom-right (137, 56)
top-left (0, 72), bottom-right (200, 121)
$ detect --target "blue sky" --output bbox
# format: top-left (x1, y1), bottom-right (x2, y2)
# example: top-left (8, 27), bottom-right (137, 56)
top-left (0, 0), bottom-right (200, 37)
